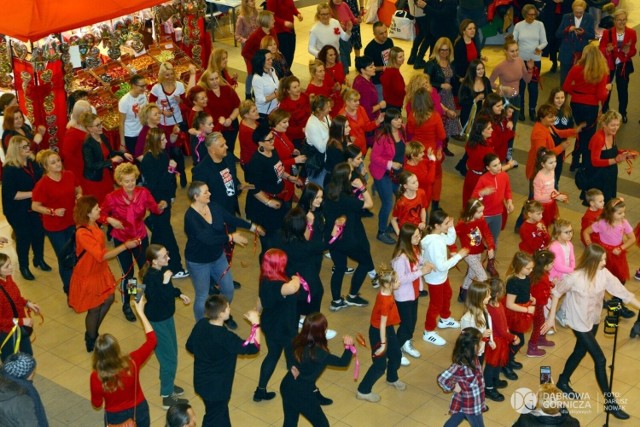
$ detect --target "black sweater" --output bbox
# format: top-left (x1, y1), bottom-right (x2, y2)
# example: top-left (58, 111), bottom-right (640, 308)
top-left (142, 267), bottom-right (182, 322)
top-left (140, 151), bottom-right (177, 204)
top-left (1, 160), bottom-right (42, 225)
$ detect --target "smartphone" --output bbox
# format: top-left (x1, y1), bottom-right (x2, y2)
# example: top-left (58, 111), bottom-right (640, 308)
top-left (540, 366), bottom-right (551, 384)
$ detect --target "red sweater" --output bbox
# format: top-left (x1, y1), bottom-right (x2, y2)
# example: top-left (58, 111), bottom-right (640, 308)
top-left (380, 67), bottom-right (406, 108)
top-left (519, 221), bottom-right (550, 254)
top-left (0, 275), bottom-right (28, 332)
top-left (279, 94), bottom-right (311, 142)
top-left (238, 122), bottom-right (257, 166)
top-left (472, 171), bottom-right (512, 217)
top-left (267, 0), bottom-right (300, 34)
top-left (406, 113), bottom-right (446, 152)
top-left (32, 170), bottom-right (79, 232)
top-left (581, 207), bottom-right (602, 246)
top-left (562, 64), bottom-right (609, 106)
top-left (91, 331), bottom-right (157, 412)
top-left (205, 86), bottom-right (241, 133)
top-left (392, 189), bottom-right (429, 228)
top-left (455, 218), bottom-right (495, 255)
top-left (339, 106), bottom-right (379, 154)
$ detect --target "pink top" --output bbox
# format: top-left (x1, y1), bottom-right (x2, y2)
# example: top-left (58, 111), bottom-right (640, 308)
top-left (392, 253), bottom-right (423, 302)
top-left (100, 187), bottom-right (162, 241)
top-left (533, 171), bottom-right (555, 203)
top-left (332, 2), bottom-right (358, 26)
top-left (591, 219), bottom-right (632, 247)
top-left (489, 58), bottom-right (532, 91)
top-left (548, 240), bottom-right (575, 281)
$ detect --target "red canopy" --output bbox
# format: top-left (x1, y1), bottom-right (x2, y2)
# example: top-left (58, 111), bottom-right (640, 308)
top-left (1, 0), bottom-right (166, 42)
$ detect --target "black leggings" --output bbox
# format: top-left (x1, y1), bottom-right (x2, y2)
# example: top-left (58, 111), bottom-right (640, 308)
top-left (484, 363), bottom-right (500, 388)
top-left (114, 237), bottom-right (148, 305)
top-left (329, 245), bottom-right (374, 301)
top-left (509, 332), bottom-right (525, 362)
top-left (560, 324), bottom-right (610, 394)
top-left (257, 332), bottom-right (294, 389)
top-left (396, 299), bottom-right (419, 347)
top-left (357, 325), bottom-right (401, 394)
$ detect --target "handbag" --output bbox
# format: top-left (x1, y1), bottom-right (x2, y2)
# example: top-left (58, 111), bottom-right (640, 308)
top-left (389, 11), bottom-right (415, 41)
top-left (106, 360), bottom-right (137, 427)
top-left (301, 142), bottom-right (325, 178)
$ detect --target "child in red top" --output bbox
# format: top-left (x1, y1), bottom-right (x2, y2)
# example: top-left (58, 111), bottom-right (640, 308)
top-left (356, 268), bottom-right (404, 402)
top-left (519, 200), bottom-right (550, 254)
top-left (403, 141), bottom-right (436, 205)
top-left (380, 47), bottom-right (407, 110)
top-left (481, 93), bottom-right (515, 163)
top-left (532, 149), bottom-right (567, 227)
top-left (485, 278), bottom-right (518, 392)
top-left (454, 199), bottom-right (495, 302)
top-left (390, 171), bottom-right (429, 235)
top-left (580, 188), bottom-right (604, 247)
top-left (527, 250), bottom-right (555, 358)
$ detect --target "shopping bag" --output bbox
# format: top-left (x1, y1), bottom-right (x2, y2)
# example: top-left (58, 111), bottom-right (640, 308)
top-left (389, 11), bottom-right (415, 41)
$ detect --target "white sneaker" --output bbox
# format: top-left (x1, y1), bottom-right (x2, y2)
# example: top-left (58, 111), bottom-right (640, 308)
top-left (423, 331), bottom-right (446, 346)
top-left (325, 329), bottom-right (337, 340)
top-left (546, 329), bottom-right (555, 336)
top-left (555, 310), bottom-right (567, 327)
top-left (400, 356), bottom-right (411, 366)
top-left (324, 252), bottom-right (332, 259)
top-left (438, 317), bottom-right (460, 329)
top-left (402, 340), bottom-right (421, 358)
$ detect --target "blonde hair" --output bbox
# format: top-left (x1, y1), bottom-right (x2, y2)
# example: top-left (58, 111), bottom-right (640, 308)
top-left (35, 149), bottom-right (61, 171)
top-left (315, 2), bottom-right (331, 21)
top-left (157, 62), bottom-right (176, 85)
top-left (388, 46), bottom-right (404, 67)
top-left (342, 88), bottom-right (360, 103)
top-left (578, 44), bottom-right (608, 84)
top-left (197, 69), bottom-right (225, 89)
top-left (114, 163), bottom-right (140, 184)
top-left (257, 10), bottom-right (274, 28)
top-left (138, 104), bottom-right (160, 127)
top-left (572, 0), bottom-right (587, 11)
top-left (4, 135), bottom-right (33, 167)
top-left (206, 49), bottom-right (231, 86)
top-left (67, 100), bottom-right (92, 129)
top-left (430, 37), bottom-right (454, 62)
top-left (405, 74), bottom-right (429, 106)
top-left (309, 59), bottom-right (325, 78)
top-left (239, 0), bottom-right (258, 18)
top-left (599, 110), bottom-right (622, 126)
top-left (551, 218), bottom-right (572, 240)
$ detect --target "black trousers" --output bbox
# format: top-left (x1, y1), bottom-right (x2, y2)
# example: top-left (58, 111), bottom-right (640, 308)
top-left (357, 325), bottom-right (401, 394)
top-left (409, 16), bottom-right (431, 61)
top-left (603, 65), bottom-right (631, 116)
top-left (570, 102), bottom-right (599, 168)
top-left (114, 237), bottom-right (148, 305)
top-left (277, 32), bottom-right (296, 72)
top-left (329, 244), bottom-right (374, 301)
top-left (202, 399), bottom-right (230, 427)
top-left (257, 331), bottom-right (294, 389)
top-left (146, 206), bottom-right (183, 273)
top-left (281, 375), bottom-right (329, 427)
top-left (396, 299), bottom-right (419, 347)
top-left (11, 213), bottom-right (45, 269)
top-left (560, 324), bottom-right (610, 394)
top-left (509, 331), bottom-right (525, 362)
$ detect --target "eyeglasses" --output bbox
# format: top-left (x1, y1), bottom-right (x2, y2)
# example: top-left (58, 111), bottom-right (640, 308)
top-left (615, 18), bottom-right (627, 22)
top-left (527, 13), bottom-right (537, 17)
top-left (318, 13), bottom-right (330, 17)
top-left (263, 137), bottom-right (275, 143)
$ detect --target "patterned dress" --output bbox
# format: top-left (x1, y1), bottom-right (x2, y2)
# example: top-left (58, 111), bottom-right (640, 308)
top-left (345, 0), bottom-right (362, 50)
top-left (439, 64), bottom-right (462, 137)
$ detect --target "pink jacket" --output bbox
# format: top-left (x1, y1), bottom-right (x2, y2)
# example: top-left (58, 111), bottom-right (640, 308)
top-left (100, 187), bottom-right (162, 241)
top-left (548, 240), bottom-right (575, 281)
top-left (369, 133), bottom-right (402, 180)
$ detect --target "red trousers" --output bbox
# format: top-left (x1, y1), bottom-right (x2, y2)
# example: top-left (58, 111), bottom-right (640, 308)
top-left (528, 303), bottom-right (545, 346)
top-left (424, 279), bottom-right (452, 331)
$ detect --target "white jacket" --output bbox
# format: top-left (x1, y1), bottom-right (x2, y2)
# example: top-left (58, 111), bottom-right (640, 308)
top-left (420, 227), bottom-right (462, 285)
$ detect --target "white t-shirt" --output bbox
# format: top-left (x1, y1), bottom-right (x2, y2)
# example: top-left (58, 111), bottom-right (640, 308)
top-left (118, 92), bottom-right (148, 137)
top-left (150, 81), bottom-right (185, 126)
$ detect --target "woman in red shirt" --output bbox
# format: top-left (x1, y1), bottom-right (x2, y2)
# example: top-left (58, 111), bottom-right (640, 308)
top-left (100, 164), bottom-right (166, 322)
top-left (91, 297), bottom-right (157, 427)
top-left (339, 89), bottom-right (382, 155)
top-left (562, 44), bottom-right (611, 170)
top-left (463, 115), bottom-right (496, 209)
top-left (0, 252), bottom-right (41, 361)
top-left (380, 47), bottom-right (407, 111)
top-left (305, 59), bottom-right (332, 103)
top-left (238, 100), bottom-right (260, 167)
top-left (406, 87), bottom-right (446, 210)
top-left (269, 109), bottom-right (307, 205)
top-left (62, 100), bottom-right (92, 188)
top-left (277, 76), bottom-right (311, 146)
top-left (31, 150), bottom-right (82, 295)
top-left (318, 45), bottom-right (347, 117)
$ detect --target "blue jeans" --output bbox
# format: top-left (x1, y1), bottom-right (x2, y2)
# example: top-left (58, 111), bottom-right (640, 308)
top-left (307, 168), bottom-right (327, 187)
top-left (444, 412), bottom-right (485, 427)
top-left (187, 253), bottom-right (234, 321)
top-left (150, 317), bottom-right (178, 396)
top-left (373, 175), bottom-right (397, 235)
top-left (519, 60), bottom-right (541, 113)
top-left (45, 225), bottom-right (75, 294)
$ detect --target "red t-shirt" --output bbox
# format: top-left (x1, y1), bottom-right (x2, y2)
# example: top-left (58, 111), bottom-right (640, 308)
top-left (581, 208), bottom-right (602, 246)
top-left (90, 331), bottom-right (157, 412)
top-left (370, 293), bottom-right (400, 329)
top-left (393, 189), bottom-right (429, 229)
top-left (380, 67), bottom-right (406, 108)
top-left (32, 170), bottom-right (78, 231)
top-left (205, 86), bottom-right (241, 132)
top-left (239, 122), bottom-right (257, 166)
top-left (279, 94), bottom-right (311, 142)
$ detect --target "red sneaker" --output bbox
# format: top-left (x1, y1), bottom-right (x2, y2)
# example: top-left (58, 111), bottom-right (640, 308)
top-left (538, 336), bottom-right (555, 347)
top-left (526, 346), bottom-right (546, 358)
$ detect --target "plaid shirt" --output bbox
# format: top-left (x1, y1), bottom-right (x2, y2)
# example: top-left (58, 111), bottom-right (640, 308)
top-left (437, 359), bottom-right (485, 415)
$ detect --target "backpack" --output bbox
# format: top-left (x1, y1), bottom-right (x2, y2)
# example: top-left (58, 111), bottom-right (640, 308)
top-left (60, 226), bottom-right (88, 270)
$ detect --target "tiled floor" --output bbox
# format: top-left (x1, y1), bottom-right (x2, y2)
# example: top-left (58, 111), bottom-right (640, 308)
top-left (4, 2), bottom-right (640, 426)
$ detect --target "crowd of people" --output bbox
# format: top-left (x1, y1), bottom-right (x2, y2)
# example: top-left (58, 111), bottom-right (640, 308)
top-left (0, 0), bottom-right (639, 426)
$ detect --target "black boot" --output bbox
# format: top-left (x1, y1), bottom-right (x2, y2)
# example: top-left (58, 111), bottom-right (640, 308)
top-left (20, 267), bottom-right (35, 281)
top-left (630, 321), bottom-right (640, 338)
top-left (457, 288), bottom-right (467, 303)
top-left (34, 259), bottom-right (52, 271)
top-left (314, 388), bottom-right (333, 405)
top-left (85, 332), bottom-right (96, 353)
top-left (253, 387), bottom-right (276, 402)
top-left (529, 109), bottom-right (536, 122)
top-left (605, 392), bottom-right (630, 419)
top-left (485, 388), bottom-right (504, 402)
top-left (501, 366), bottom-right (518, 380)
top-left (443, 138), bottom-right (454, 157)
top-left (556, 375), bottom-right (578, 400)
top-left (122, 304), bottom-right (137, 322)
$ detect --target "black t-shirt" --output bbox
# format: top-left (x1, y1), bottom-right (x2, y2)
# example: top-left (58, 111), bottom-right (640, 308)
top-left (192, 155), bottom-right (238, 215)
top-left (364, 39), bottom-right (394, 85)
top-left (323, 193), bottom-right (367, 250)
top-left (259, 279), bottom-right (298, 339)
top-left (506, 276), bottom-right (532, 304)
top-left (245, 151), bottom-right (286, 231)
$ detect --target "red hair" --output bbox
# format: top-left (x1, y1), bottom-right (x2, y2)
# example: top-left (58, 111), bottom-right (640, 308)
top-left (260, 248), bottom-right (289, 282)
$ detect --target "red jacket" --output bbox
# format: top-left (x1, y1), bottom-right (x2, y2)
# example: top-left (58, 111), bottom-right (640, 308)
top-left (519, 221), bottom-right (550, 254)
top-left (599, 26), bottom-right (637, 72)
top-left (267, 0), bottom-right (300, 35)
top-left (562, 64), bottom-right (610, 106)
top-left (339, 106), bottom-right (379, 154)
